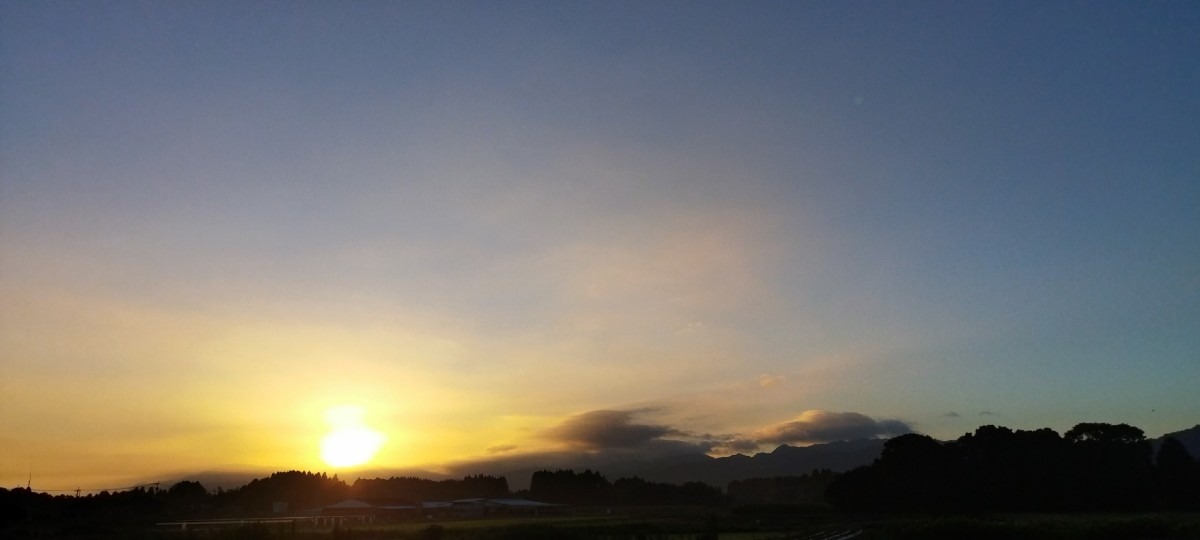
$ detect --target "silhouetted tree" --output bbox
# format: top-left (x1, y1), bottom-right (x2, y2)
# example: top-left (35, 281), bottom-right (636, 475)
top-left (214, 471), bottom-right (348, 516)
top-left (350, 475), bottom-right (508, 501)
top-left (1155, 437), bottom-right (1198, 508)
top-left (609, 477), bottom-right (725, 506)
top-left (727, 470), bottom-right (836, 505)
top-left (949, 425), bottom-right (1071, 510)
top-left (1064, 423), bottom-right (1153, 510)
top-left (163, 480), bottom-right (209, 518)
top-left (824, 465), bottom-right (884, 510)
top-left (826, 422), bottom-right (1165, 513)
top-left (878, 433), bottom-right (958, 510)
top-left (1156, 437), bottom-right (1195, 472)
top-left (529, 469), bottom-right (610, 504)
top-left (1009, 427), bottom-right (1070, 509)
top-left (954, 425), bottom-right (1017, 509)
top-left (1065, 422), bottom-right (1147, 445)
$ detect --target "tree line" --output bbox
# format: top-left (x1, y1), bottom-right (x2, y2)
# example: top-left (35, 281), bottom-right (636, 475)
top-left (0, 471), bottom-right (511, 529)
top-left (825, 422), bottom-right (1199, 512)
top-left (727, 469), bottom-right (838, 506)
top-left (0, 469), bottom-right (725, 531)
top-left (527, 469), bottom-right (725, 506)
top-left (3, 421), bottom-right (1196, 534)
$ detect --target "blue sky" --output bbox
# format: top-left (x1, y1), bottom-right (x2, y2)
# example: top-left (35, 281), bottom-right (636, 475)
top-left (2, 1), bottom-right (1198, 489)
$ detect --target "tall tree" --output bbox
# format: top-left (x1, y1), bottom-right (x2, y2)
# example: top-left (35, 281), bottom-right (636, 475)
top-left (1155, 437), bottom-right (1197, 508)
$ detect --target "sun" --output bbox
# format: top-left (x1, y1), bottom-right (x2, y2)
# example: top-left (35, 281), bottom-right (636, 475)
top-left (321, 427), bottom-right (385, 467)
top-left (319, 405), bottom-right (386, 468)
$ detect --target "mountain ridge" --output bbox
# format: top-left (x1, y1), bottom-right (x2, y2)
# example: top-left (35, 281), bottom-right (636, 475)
top-left (160, 424), bottom-right (1200, 492)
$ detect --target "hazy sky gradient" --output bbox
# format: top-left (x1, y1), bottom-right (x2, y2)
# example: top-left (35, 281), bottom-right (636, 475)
top-left (2, 1), bottom-right (1198, 490)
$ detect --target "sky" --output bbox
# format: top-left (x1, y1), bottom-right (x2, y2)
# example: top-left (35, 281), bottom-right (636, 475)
top-left (2, 1), bottom-right (1198, 491)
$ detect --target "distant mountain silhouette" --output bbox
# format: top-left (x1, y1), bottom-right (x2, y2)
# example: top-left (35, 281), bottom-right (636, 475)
top-left (160, 425), bottom-right (1197, 493)
top-left (632, 438), bottom-right (887, 486)
top-left (486, 439), bottom-right (886, 489)
top-left (155, 469), bottom-right (268, 492)
top-left (160, 439), bottom-right (889, 492)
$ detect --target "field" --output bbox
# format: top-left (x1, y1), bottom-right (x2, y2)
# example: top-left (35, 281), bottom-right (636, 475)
top-left (155, 510), bottom-right (1200, 540)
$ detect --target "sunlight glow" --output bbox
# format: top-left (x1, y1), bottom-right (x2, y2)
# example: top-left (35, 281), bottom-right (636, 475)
top-left (319, 405), bottom-right (386, 468)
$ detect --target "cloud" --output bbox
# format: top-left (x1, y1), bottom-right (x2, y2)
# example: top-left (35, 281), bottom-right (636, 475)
top-left (979, 410), bottom-right (999, 416)
top-left (436, 409), bottom-right (716, 487)
top-left (546, 410), bottom-right (680, 450)
top-left (753, 410), bottom-right (912, 446)
top-left (758, 374), bottom-right (785, 388)
top-left (545, 408), bottom-right (913, 456)
top-left (703, 435), bottom-right (761, 454)
top-left (944, 411), bottom-right (961, 418)
top-left (442, 407), bottom-right (914, 487)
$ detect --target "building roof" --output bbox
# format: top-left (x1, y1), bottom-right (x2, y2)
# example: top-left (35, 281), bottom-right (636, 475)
top-left (325, 498), bottom-right (415, 510)
top-left (447, 497), bottom-right (559, 507)
top-left (485, 498), bottom-right (558, 507)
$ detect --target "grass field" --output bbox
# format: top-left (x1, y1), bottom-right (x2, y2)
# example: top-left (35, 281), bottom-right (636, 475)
top-left (317, 512), bottom-right (1200, 540)
top-left (144, 510), bottom-right (1200, 539)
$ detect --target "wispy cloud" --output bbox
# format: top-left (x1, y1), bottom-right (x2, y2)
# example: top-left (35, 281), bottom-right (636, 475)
top-left (758, 374), bottom-right (785, 388)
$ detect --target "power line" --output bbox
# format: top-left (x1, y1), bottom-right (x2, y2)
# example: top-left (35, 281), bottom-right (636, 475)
top-left (33, 482), bottom-right (160, 495)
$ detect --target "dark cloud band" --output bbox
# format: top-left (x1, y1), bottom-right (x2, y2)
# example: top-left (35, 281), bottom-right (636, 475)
top-left (547, 410), bottom-right (676, 449)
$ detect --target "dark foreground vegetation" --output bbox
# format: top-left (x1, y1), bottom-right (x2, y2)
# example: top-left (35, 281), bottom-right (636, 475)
top-left (828, 422), bottom-right (1200, 512)
top-left (2, 422), bottom-right (1197, 539)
